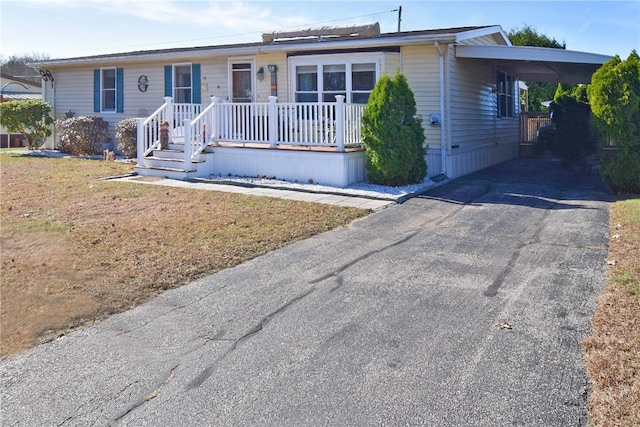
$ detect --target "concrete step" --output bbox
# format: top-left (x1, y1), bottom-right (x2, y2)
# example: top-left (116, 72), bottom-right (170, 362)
top-left (133, 165), bottom-right (196, 180)
top-left (143, 156), bottom-right (186, 169)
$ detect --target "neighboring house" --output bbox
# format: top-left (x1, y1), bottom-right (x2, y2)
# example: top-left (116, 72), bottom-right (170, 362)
top-left (0, 73), bottom-right (42, 148)
top-left (30, 24), bottom-right (610, 186)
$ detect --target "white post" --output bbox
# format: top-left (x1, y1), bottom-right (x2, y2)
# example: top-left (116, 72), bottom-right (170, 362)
top-left (210, 96), bottom-right (219, 145)
top-left (164, 96), bottom-right (173, 130)
top-left (268, 96), bottom-right (278, 148)
top-left (183, 118), bottom-right (192, 171)
top-left (136, 118), bottom-right (145, 167)
top-left (335, 95), bottom-right (345, 152)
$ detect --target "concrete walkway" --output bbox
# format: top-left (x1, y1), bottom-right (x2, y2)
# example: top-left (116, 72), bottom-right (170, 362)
top-left (114, 175), bottom-right (398, 211)
top-left (1, 158), bottom-right (611, 426)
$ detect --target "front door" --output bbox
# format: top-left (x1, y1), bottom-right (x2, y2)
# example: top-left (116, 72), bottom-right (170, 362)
top-left (231, 62), bottom-right (253, 102)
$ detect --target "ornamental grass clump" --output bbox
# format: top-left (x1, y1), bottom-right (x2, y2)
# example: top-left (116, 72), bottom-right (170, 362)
top-left (56, 116), bottom-right (110, 155)
top-left (362, 72), bottom-right (427, 186)
top-left (115, 118), bottom-right (138, 158)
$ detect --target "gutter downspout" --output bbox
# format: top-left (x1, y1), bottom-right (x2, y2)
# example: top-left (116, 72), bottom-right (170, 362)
top-left (434, 41), bottom-right (447, 176)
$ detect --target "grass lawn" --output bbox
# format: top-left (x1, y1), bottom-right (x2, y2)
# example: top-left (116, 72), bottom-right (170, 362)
top-left (583, 197), bottom-right (640, 426)
top-left (0, 152), bottom-right (367, 356)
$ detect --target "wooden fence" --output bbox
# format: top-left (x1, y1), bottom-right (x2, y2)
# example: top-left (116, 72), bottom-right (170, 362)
top-left (520, 112), bottom-right (551, 143)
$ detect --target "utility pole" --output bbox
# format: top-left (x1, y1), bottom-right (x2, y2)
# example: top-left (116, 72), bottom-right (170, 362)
top-left (397, 6), bottom-right (402, 32)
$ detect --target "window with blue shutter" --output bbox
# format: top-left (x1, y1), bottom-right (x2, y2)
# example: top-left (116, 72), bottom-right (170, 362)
top-left (164, 63), bottom-right (201, 103)
top-left (93, 69), bottom-right (101, 112)
top-left (93, 67), bottom-right (124, 112)
top-left (164, 65), bottom-right (172, 97)
top-left (116, 68), bottom-right (124, 113)
top-left (192, 64), bottom-right (201, 104)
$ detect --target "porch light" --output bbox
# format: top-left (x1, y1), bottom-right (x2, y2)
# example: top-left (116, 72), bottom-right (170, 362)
top-left (256, 67), bottom-right (265, 81)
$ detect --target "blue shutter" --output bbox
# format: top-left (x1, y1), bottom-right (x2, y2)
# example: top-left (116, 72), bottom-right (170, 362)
top-left (93, 69), bottom-right (101, 112)
top-left (164, 65), bottom-right (172, 97)
top-left (192, 63), bottom-right (201, 104)
top-left (116, 68), bottom-right (124, 113)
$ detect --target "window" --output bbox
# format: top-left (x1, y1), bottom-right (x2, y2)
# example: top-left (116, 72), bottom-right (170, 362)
top-left (93, 68), bottom-right (123, 113)
top-left (352, 63), bottom-right (376, 104)
top-left (497, 71), bottom-right (515, 118)
top-left (295, 66), bottom-right (318, 102)
top-left (164, 64), bottom-right (201, 104)
top-left (174, 64), bottom-right (192, 103)
top-left (293, 60), bottom-right (377, 104)
top-left (101, 68), bottom-right (116, 111)
top-left (322, 64), bottom-right (346, 102)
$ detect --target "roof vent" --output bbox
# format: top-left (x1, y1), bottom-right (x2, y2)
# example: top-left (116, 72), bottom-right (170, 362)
top-left (262, 22), bottom-right (380, 44)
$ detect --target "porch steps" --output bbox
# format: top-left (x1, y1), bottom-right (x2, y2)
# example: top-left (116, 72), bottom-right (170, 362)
top-left (134, 142), bottom-right (212, 180)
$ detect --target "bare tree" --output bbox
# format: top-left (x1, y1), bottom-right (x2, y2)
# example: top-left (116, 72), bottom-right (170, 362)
top-left (1, 53), bottom-right (51, 83)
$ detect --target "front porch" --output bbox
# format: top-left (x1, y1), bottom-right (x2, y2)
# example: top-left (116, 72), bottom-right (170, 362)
top-left (134, 96), bottom-right (368, 187)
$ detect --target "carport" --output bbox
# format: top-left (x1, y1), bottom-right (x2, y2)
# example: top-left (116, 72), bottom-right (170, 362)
top-left (455, 45), bottom-right (612, 84)
top-left (456, 45), bottom-right (613, 148)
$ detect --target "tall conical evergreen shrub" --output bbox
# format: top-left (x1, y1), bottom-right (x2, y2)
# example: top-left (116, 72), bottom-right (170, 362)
top-left (362, 72), bottom-right (427, 186)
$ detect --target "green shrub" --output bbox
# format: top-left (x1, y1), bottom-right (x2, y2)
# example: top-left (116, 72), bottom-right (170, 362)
top-left (548, 88), bottom-right (596, 165)
top-left (115, 118), bottom-right (138, 158)
top-left (535, 123), bottom-right (555, 155)
top-left (599, 147), bottom-right (640, 193)
top-left (56, 116), bottom-right (110, 155)
top-left (589, 51), bottom-right (640, 193)
top-left (362, 72), bottom-right (427, 186)
top-left (0, 99), bottom-right (54, 149)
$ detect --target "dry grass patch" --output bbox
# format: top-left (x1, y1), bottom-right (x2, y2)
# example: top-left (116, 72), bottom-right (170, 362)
top-left (0, 153), bottom-right (368, 356)
top-left (583, 197), bottom-right (640, 426)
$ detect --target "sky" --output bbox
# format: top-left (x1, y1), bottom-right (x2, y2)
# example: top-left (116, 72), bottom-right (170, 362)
top-left (1, 0), bottom-right (638, 61)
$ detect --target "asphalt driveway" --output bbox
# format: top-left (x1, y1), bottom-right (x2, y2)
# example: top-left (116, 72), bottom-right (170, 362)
top-left (0, 157), bottom-right (612, 426)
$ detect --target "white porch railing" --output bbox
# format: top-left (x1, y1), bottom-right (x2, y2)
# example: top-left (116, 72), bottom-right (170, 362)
top-left (136, 97), bottom-right (202, 166)
top-left (138, 95), bottom-right (365, 169)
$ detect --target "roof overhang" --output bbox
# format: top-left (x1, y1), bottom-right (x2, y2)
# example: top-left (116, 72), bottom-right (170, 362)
top-left (456, 45), bottom-right (613, 83)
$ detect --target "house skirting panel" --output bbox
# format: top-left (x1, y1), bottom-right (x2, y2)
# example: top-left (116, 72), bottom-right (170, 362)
top-left (425, 149), bottom-right (443, 178)
top-left (446, 142), bottom-right (520, 179)
top-left (205, 147), bottom-right (368, 188)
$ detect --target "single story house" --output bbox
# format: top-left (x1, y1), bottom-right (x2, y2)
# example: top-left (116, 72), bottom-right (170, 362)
top-left (1, 73), bottom-right (42, 148)
top-left (30, 24), bottom-right (611, 186)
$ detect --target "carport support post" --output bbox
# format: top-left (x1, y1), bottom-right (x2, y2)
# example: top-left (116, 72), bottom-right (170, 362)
top-left (268, 96), bottom-right (277, 148)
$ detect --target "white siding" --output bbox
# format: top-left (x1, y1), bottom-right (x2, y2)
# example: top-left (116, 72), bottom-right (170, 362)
top-left (444, 45), bottom-right (520, 178)
top-left (400, 45), bottom-right (442, 152)
top-left (400, 45), bottom-right (444, 177)
top-left (382, 52), bottom-right (401, 76)
top-left (254, 53), bottom-right (288, 102)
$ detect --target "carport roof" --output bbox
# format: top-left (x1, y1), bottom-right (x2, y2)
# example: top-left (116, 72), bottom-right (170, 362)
top-left (455, 45), bottom-right (613, 83)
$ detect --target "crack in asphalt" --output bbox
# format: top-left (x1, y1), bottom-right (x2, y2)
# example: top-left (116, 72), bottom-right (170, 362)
top-left (184, 287), bottom-right (317, 391)
top-left (109, 365), bottom-right (179, 425)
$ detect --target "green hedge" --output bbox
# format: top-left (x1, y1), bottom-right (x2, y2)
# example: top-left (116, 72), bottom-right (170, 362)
top-left (589, 51), bottom-right (640, 193)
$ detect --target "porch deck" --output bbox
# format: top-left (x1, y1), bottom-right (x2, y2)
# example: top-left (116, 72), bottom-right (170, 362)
top-left (135, 96), bottom-right (368, 187)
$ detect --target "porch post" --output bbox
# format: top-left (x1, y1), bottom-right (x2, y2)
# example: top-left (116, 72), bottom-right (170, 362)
top-left (136, 118), bottom-right (145, 167)
top-left (164, 96), bottom-right (173, 127)
top-left (211, 96), bottom-right (220, 145)
top-left (183, 118), bottom-right (193, 171)
top-left (335, 95), bottom-right (345, 152)
top-left (268, 96), bottom-right (278, 149)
